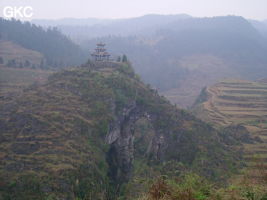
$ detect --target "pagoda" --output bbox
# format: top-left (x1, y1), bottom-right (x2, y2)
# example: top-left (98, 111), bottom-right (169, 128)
top-left (91, 42), bottom-right (111, 62)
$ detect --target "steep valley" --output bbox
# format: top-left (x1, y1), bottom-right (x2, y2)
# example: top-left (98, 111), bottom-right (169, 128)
top-left (160, 54), bottom-right (239, 108)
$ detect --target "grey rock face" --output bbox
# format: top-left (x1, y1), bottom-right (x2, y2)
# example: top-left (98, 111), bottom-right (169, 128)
top-left (106, 102), bottom-right (141, 183)
top-left (106, 101), bottom-right (165, 184)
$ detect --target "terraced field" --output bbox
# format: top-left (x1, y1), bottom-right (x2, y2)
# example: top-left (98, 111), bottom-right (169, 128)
top-left (0, 40), bottom-right (44, 66)
top-left (0, 67), bottom-right (53, 105)
top-left (193, 79), bottom-right (267, 182)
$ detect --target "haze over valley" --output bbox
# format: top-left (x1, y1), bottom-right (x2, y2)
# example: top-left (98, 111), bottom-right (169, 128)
top-left (0, 0), bottom-right (267, 199)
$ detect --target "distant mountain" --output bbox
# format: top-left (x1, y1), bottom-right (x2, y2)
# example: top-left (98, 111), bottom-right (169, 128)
top-left (33, 14), bottom-right (191, 40)
top-left (249, 19), bottom-right (267, 38)
top-left (154, 16), bottom-right (267, 73)
top-left (0, 18), bottom-right (87, 69)
top-left (32, 17), bottom-right (113, 27)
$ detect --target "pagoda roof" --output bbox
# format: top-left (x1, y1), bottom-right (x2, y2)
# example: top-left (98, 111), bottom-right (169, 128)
top-left (96, 42), bottom-right (106, 46)
top-left (91, 52), bottom-right (110, 56)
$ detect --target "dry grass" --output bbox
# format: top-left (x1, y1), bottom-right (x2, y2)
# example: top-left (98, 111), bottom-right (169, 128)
top-left (0, 67), bottom-right (53, 103)
top-left (0, 40), bottom-right (44, 65)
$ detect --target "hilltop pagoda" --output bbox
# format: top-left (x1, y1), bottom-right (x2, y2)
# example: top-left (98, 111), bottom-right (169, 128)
top-left (91, 42), bottom-right (111, 62)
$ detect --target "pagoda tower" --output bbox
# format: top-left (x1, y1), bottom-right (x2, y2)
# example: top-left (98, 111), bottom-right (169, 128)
top-left (91, 42), bottom-right (111, 62)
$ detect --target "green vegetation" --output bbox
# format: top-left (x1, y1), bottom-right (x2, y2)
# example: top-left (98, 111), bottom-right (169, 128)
top-left (0, 62), bottom-right (242, 199)
top-left (122, 55), bottom-right (128, 62)
top-left (0, 67), bottom-right (53, 99)
top-left (138, 169), bottom-right (267, 200)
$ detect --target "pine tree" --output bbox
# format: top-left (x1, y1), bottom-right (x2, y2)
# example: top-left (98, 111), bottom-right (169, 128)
top-left (7, 59), bottom-right (16, 67)
top-left (24, 60), bottom-right (30, 67)
top-left (117, 56), bottom-right (121, 62)
top-left (122, 54), bottom-right (128, 62)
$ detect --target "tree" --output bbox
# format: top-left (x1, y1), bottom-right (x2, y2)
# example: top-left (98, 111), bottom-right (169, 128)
top-left (24, 60), bottom-right (31, 67)
top-left (122, 54), bottom-right (128, 62)
top-left (19, 62), bottom-right (23, 68)
top-left (117, 56), bottom-right (121, 62)
top-left (40, 59), bottom-right (47, 69)
top-left (7, 59), bottom-right (16, 67)
top-left (0, 57), bottom-right (4, 64)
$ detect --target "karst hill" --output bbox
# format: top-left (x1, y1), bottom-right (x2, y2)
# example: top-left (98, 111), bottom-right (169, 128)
top-left (0, 61), bottom-right (240, 199)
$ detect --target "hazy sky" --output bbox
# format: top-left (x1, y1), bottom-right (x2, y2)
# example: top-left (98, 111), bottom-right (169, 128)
top-left (0, 0), bottom-right (266, 20)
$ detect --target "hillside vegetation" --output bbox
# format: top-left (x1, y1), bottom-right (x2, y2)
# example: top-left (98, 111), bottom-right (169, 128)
top-left (0, 18), bottom-right (86, 68)
top-left (0, 61), bottom-right (240, 199)
top-left (0, 67), bottom-right (53, 106)
top-left (192, 80), bottom-right (267, 195)
top-left (0, 40), bottom-right (45, 68)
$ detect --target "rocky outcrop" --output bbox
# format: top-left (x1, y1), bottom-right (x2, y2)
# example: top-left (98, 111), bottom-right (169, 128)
top-left (105, 98), bottom-right (170, 185)
top-left (106, 101), bottom-right (144, 184)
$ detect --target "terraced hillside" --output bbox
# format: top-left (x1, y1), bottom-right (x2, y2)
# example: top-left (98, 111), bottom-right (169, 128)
top-left (0, 67), bottom-right (53, 105)
top-left (193, 79), bottom-right (267, 183)
top-left (0, 40), bottom-right (45, 66)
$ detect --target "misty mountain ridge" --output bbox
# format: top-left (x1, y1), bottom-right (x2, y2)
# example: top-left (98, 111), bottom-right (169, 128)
top-left (32, 17), bottom-right (114, 27)
top-left (32, 14), bottom-right (191, 39)
top-left (32, 14), bottom-right (191, 26)
top-left (32, 14), bottom-right (267, 40)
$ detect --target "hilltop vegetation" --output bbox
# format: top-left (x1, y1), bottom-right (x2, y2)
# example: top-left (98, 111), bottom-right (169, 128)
top-left (0, 61), bottom-right (241, 199)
